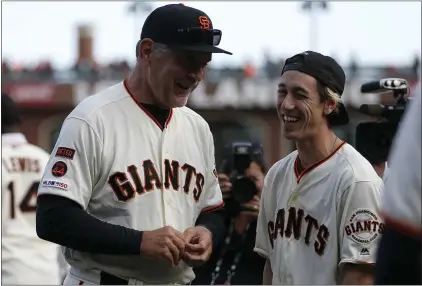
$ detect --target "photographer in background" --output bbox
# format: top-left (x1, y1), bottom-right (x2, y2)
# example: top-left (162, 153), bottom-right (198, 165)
top-left (375, 82), bottom-right (421, 284)
top-left (356, 79), bottom-right (411, 178)
top-left (192, 142), bottom-right (266, 285)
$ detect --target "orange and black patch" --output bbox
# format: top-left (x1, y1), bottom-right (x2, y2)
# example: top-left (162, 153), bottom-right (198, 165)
top-left (55, 147), bottom-right (76, 160)
top-left (52, 161), bottom-right (68, 177)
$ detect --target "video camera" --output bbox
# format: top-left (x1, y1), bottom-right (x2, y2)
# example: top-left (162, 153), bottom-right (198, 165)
top-left (220, 142), bottom-right (264, 217)
top-left (356, 78), bottom-right (411, 164)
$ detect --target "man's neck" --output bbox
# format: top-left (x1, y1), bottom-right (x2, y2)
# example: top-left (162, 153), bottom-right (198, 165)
top-left (295, 127), bottom-right (340, 170)
top-left (125, 67), bottom-right (164, 107)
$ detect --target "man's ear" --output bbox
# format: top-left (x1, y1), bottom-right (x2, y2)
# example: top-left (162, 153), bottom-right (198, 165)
top-left (138, 38), bottom-right (154, 62)
top-left (323, 97), bottom-right (337, 115)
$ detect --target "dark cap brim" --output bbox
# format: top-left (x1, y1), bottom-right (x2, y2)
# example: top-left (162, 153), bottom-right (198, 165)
top-left (172, 44), bottom-right (232, 55)
top-left (329, 102), bottom-right (349, 126)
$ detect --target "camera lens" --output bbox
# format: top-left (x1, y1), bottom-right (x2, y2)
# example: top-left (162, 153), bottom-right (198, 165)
top-left (231, 177), bottom-right (258, 203)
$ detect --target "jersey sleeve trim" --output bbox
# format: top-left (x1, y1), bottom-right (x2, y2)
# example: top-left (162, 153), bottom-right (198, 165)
top-left (200, 201), bottom-right (224, 214)
top-left (338, 259), bottom-right (375, 266)
top-left (253, 247), bottom-right (269, 259)
top-left (381, 212), bottom-right (422, 239)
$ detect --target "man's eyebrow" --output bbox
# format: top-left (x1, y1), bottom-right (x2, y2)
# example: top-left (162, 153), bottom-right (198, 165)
top-left (278, 84), bottom-right (309, 94)
top-left (292, 86), bottom-right (309, 94)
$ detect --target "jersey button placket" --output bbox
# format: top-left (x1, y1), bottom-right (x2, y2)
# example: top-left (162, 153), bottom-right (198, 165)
top-left (160, 128), bottom-right (169, 226)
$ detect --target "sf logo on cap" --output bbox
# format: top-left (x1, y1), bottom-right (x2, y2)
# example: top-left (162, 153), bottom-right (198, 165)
top-left (199, 16), bottom-right (210, 29)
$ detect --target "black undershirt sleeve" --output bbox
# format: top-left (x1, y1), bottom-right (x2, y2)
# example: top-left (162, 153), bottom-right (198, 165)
top-left (37, 194), bottom-right (227, 255)
top-left (36, 194), bottom-right (142, 255)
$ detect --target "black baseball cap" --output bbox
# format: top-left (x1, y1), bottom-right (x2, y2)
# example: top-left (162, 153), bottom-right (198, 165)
top-left (281, 51), bottom-right (349, 125)
top-left (1, 93), bottom-right (21, 131)
top-left (137, 3), bottom-right (232, 56)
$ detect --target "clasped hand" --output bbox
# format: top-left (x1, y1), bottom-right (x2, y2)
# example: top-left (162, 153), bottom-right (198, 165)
top-left (140, 225), bottom-right (212, 267)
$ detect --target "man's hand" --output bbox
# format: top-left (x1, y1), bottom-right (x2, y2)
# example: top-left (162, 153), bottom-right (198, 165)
top-left (218, 173), bottom-right (232, 200)
top-left (181, 226), bottom-right (213, 267)
top-left (140, 226), bottom-right (186, 267)
top-left (239, 195), bottom-right (260, 218)
top-left (339, 263), bottom-right (374, 285)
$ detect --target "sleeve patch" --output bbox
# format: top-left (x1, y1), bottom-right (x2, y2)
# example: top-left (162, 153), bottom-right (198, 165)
top-left (42, 180), bottom-right (69, 190)
top-left (55, 147), bottom-right (76, 160)
top-left (52, 161), bottom-right (68, 177)
top-left (344, 208), bottom-right (384, 244)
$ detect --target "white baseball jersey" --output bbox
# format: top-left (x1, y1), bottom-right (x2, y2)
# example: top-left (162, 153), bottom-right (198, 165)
top-left (254, 142), bottom-right (384, 284)
top-left (37, 80), bottom-right (223, 284)
top-left (2, 133), bottom-right (61, 285)
top-left (382, 82), bottom-right (421, 238)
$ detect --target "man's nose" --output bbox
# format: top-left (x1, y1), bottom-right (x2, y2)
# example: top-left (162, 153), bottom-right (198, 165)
top-left (187, 68), bottom-right (205, 82)
top-left (280, 93), bottom-right (295, 110)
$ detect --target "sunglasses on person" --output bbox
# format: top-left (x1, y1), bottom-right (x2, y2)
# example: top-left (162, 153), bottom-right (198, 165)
top-left (176, 27), bottom-right (222, 46)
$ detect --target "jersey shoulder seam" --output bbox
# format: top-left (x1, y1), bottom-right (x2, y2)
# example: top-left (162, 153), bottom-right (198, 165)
top-left (177, 106), bottom-right (207, 121)
top-left (65, 116), bottom-right (104, 148)
top-left (76, 93), bottom-right (130, 121)
top-left (72, 82), bottom-right (130, 119)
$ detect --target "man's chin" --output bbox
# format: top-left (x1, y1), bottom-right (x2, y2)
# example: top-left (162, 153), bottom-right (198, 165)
top-left (283, 128), bottom-right (302, 141)
top-left (173, 94), bottom-right (190, 107)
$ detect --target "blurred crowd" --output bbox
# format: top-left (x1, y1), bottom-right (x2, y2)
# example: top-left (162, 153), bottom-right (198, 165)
top-left (2, 54), bottom-right (420, 83)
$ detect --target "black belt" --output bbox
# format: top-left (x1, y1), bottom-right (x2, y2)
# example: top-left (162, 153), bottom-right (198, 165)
top-left (99, 271), bottom-right (192, 285)
top-left (100, 271), bottom-right (129, 285)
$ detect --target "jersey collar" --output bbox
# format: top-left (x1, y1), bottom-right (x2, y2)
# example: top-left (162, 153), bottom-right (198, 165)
top-left (294, 141), bottom-right (346, 184)
top-left (123, 79), bottom-right (174, 130)
top-left (2, 133), bottom-right (28, 146)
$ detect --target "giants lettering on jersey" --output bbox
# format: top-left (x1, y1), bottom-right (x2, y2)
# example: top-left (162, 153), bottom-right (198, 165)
top-left (108, 159), bottom-right (204, 202)
top-left (267, 207), bottom-right (330, 256)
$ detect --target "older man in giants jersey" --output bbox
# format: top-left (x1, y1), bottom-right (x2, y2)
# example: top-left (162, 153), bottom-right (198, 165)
top-left (36, 4), bottom-right (231, 285)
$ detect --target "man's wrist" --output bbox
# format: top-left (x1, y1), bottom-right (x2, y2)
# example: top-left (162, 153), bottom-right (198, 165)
top-left (195, 212), bottom-right (226, 248)
top-left (197, 225), bottom-right (212, 236)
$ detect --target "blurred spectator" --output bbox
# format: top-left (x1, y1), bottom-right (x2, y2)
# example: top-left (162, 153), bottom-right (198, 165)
top-left (2, 60), bottom-right (11, 74)
top-left (35, 60), bottom-right (54, 79)
top-left (243, 62), bottom-right (256, 78)
top-left (349, 55), bottom-right (358, 80)
top-left (192, 143), bottom-right (266, 285)
top-left (73, 59), bottom-right (100, 81)
top-left (119, 60), bottom-right (131, 77)
top-left (263, 50), bottom-right (280, 79)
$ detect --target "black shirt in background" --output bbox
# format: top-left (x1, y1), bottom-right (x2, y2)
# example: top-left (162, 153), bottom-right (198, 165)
top-left (192, 219), bottom-right (265, 285)
top-left (374, 225), bottom-right (421, 285)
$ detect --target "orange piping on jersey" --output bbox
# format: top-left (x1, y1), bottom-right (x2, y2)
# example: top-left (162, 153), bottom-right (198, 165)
top-left (200, 201), bottom-right (225, 214)
top-left (123, 78), bottom-right (174, 130)
top-left (381, 212), bottom-right (422, 239)
top-left (294, 141), bottom-right (346, 184)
